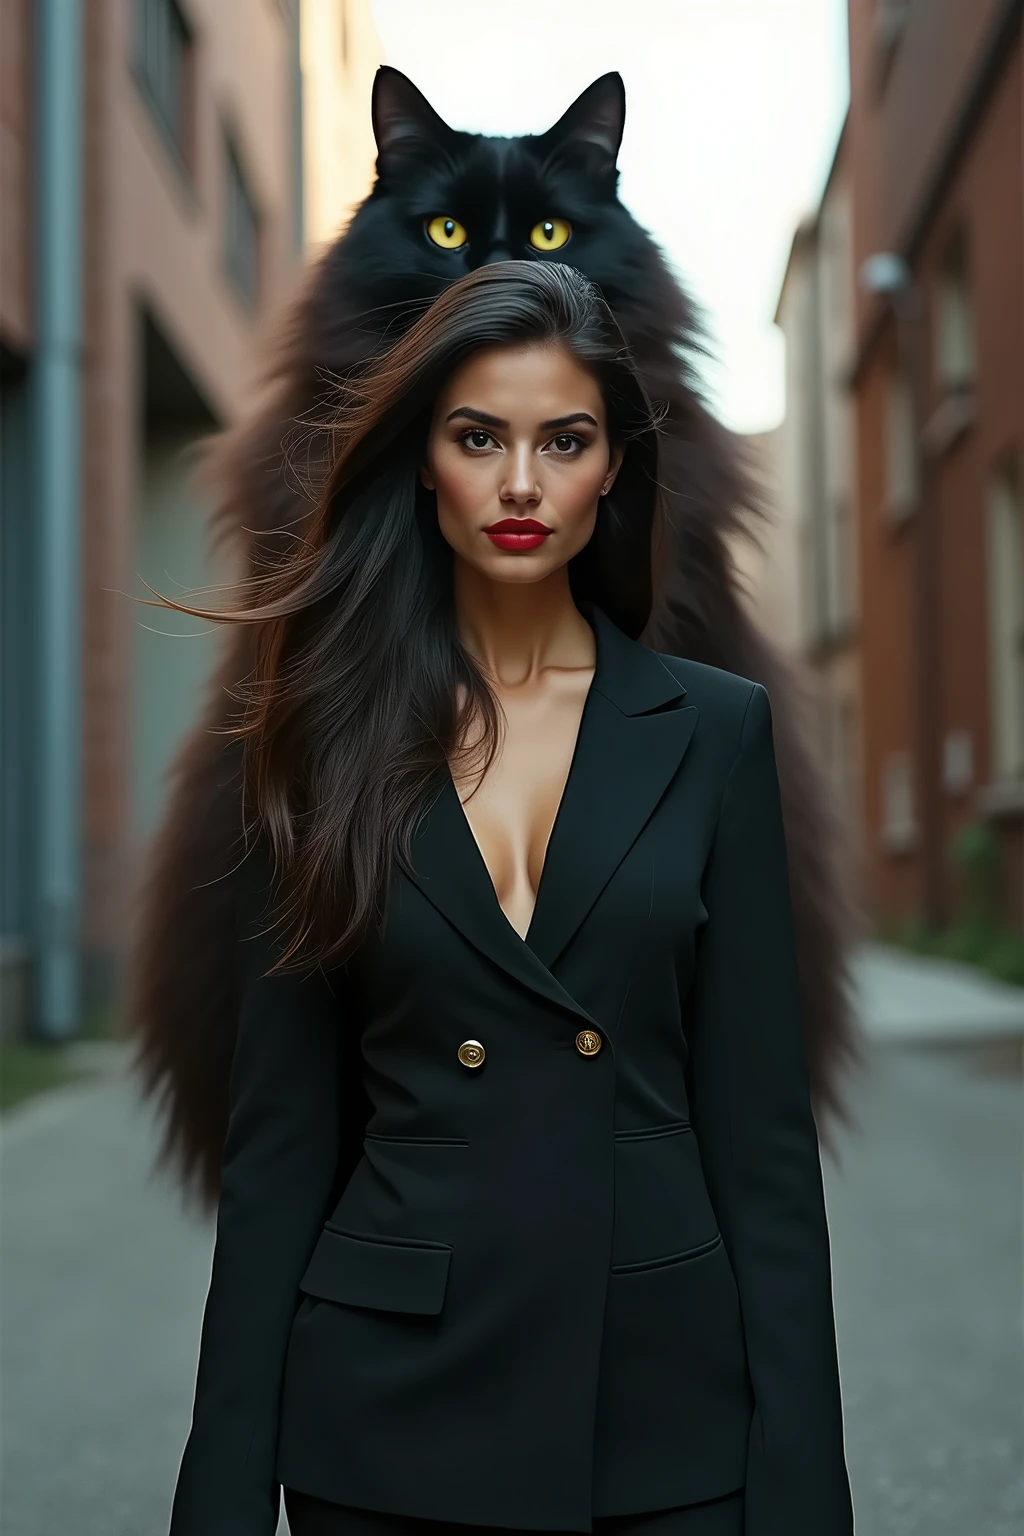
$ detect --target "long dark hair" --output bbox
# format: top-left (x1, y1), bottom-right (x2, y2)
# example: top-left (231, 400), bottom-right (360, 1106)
top-left (153, 261), bottom-right (660, 974)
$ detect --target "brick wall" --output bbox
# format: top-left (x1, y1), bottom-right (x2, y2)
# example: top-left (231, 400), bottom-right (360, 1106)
top-left (0, 0), bottom-right (33, 352)
top-left (850, 0), bottom-right (1023, 929)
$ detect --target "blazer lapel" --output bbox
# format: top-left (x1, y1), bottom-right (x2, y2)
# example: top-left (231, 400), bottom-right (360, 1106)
top-left (407, 768), bottom-right (597, 1027)
top-left (525, 608), bottom-right (698, 971)
top-left (406, 606), bottom-right (698, 1017)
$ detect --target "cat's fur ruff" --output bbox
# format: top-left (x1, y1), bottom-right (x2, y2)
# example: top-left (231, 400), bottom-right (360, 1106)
top-left (128, 69), bottom-right (863, 1207)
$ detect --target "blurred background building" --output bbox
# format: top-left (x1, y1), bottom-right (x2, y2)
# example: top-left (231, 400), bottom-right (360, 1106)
top-left (303, 0), bottom-right (381, 248)
top-left (4, 13), bottom-right (1021, 1534)
top-left (2, 0), bottom-right (1022, 1047)
top-left (0, 0), bottom-right (381, 1042)
top-left (767, 0), bottom-right (1023, 940)
top-left (773, 122), bottom-right (861, 838)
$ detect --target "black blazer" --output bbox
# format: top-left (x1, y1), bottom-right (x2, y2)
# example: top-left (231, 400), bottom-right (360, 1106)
top-left (170, 606), bottom-right (853, 1535)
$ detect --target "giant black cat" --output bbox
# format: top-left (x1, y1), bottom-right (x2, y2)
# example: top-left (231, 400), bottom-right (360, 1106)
top-left (129, 68), bottom-right (862, 1206)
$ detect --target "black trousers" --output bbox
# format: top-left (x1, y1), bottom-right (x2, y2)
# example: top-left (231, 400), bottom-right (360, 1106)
top-left (283, 1488), bottom-right (745, 1535)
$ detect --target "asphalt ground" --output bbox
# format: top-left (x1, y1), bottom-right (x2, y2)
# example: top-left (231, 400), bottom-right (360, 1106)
top-left (1, 974), bottom-right (1021, 1535)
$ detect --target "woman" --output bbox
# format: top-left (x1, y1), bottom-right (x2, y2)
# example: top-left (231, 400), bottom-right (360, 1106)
top-left (167, 262), bottom-right (853, 1535)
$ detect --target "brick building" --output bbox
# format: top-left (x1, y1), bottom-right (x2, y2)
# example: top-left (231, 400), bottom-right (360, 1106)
top-left (773, 122), bottom-right (862, 838)
top-left (0, 1), bottom-right (378, 1040)
top-left (848, 0), bottom-right (1023, 931)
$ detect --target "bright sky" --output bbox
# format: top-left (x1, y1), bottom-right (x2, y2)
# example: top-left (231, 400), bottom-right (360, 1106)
top-left (371, 0), bottom-right (849, 435)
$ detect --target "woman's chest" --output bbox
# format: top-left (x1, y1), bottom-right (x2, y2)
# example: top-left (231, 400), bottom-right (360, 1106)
top-left (352, 788), bottom-right (713, 1029)
top-left (451, 673), bottom-right (592, 941)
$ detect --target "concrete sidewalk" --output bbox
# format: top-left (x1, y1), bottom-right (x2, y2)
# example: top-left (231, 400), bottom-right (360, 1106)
top-left (1, 948), bottom-right (1021, 1535)
top-left (1, 1060), bottom-right (217, 1536)
top-left (853, 942), bottom-right (1024, 1043)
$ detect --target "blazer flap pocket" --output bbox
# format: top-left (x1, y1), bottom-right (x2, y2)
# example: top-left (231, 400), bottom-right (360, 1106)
top-left (300, 1228), bottom-right (452, 1315)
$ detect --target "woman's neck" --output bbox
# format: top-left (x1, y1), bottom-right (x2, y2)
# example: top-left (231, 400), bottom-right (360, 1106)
top-left (452, 562), bottom-right (595, 687)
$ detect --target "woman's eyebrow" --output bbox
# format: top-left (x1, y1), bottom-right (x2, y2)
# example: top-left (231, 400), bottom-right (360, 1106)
top-left (443, 408), bottom-right (600, 430)
top-left (444, 407), bottom-right (509, 427)
top-left (540, 412), bottom-right (599, 429)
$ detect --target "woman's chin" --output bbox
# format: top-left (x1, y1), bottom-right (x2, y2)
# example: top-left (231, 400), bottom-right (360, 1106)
top-left (477, 557), bottom-right (564, 587)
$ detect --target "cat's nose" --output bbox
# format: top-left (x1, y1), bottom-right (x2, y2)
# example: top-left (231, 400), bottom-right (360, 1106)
top-left (477, 244), bottom-right (513, 267)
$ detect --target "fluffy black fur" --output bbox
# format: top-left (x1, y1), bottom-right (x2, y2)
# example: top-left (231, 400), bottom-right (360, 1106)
top-left (128, 69), bottom-right (863, 1208)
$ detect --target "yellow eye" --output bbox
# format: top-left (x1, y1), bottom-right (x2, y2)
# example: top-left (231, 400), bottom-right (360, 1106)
top-left (426, 215), bottom-right (468, 250)
top-left (529, 218), bottom-right (572, 252)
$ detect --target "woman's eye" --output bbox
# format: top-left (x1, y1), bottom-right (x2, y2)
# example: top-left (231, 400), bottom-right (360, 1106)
top-left (426, 215), bottom-right (468, 250)
top-left (529, 218), bottom-right (572, 252)
top-left (549, 433), bottom-right (584, 455)
top-left (462, 429), bottom-right (493, 450)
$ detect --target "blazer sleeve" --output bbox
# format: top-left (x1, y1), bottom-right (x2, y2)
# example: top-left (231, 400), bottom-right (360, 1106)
top-left (685, 682), bottom-right (854, 1535)
top-left (169, 840), bottom-right (344, 1536)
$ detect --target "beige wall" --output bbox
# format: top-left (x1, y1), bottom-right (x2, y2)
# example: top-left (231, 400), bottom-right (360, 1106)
top-left (5, 2), bottom-right (391, 1017)
top-left (112, 0), bottom-right (301, 420)
top-left (815, 163), bottom-right (859, 643)
top-left (734, 428), bottom-right (805, 656)
top-left (767, 133), bottom-right (863, 835)
top-left (302, 0), bottom-right (383, 248)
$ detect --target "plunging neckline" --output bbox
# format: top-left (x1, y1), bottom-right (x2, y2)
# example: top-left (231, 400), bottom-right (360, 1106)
top-left (445, 659), bottom-right (598, 951)
top-left (409, 603), bottom-right (697, 987)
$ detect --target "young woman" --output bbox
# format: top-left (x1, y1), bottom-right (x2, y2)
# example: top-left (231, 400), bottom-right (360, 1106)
top-left (166, 262), bottom-right (853, 1536)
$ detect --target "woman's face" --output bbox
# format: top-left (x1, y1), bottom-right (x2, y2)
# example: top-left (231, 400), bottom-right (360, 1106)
top-left (422, 343), bottom-right (623, 586)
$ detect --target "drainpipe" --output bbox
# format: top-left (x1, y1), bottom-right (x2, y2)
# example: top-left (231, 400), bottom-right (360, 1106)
top-left (32, 0), bottom-right (84, 1039)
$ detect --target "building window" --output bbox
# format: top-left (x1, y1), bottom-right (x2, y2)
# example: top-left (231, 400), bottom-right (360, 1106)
top-left (224, 134), bottom-right (261, 311)
top-left (935, 232), bottom-right (976, 392)
top-left (1, 353), bottom-right (34, 956)
top-left (872, 0), bottom-right (911, 91)
top-left (828, 490), bottom-right (857, 633)
top-left (942, 730), bottom-right (973, 796)
top-left (876, 0), bottom-right (911, 43)
top-left (134, 0), bottom-right (193, 168)
top-left (987, 461), bottom-right (1024, 781)
top-left (882, 750), bottom-right (917, 852)
top-left (883, 369), bottom-right (918, 524)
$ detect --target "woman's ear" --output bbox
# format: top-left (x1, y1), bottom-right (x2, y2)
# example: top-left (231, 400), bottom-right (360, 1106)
top-left (600, 442), bottom-right (625, 496)
top-left (419, 465), bottom-right (436, 491)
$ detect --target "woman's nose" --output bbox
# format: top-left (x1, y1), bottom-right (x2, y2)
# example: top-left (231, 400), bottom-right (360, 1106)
top-left (500, 446), bottom-right (540, 505)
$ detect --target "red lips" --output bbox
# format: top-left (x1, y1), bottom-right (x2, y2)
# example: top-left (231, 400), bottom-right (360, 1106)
top-left (484, 518), bottom-right (552, 552)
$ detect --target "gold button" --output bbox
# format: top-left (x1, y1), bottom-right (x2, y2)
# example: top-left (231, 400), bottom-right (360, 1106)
top-left (457, 1039), bottom-right (486, 1069)
top-left (575, 1029), bottom-right (602, 1057)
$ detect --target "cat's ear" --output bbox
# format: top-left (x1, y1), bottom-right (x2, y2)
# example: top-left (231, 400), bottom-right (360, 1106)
top-left (538, 73), bottom-right (625, 176)
top-left (372, 66), bottom-right (458, 173)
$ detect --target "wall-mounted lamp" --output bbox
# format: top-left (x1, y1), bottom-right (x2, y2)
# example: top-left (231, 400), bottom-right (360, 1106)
top-left (859, 251), bottom-right (911, 294)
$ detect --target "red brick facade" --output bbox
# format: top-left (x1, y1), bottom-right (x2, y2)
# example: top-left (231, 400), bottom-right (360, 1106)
top-left (2, 1), bottom-right (305, 1029)
top-left (0, 0), bottom-right (33, 353)
top-left (849, 0), bottom-right (1024, 930)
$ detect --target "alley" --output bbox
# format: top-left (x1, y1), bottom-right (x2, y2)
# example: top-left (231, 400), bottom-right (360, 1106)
top-left (1, 951), bottom-right (1022, 1536)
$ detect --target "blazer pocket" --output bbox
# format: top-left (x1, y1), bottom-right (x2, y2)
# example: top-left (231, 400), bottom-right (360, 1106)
top-left (610, 1232), bottom-right (723, 1274)
top-left (299, 1228), bottom-right (452, 1315)
top-left (364, 1132), bottom-right (469, 1147)
top-left (614, 1120), bottom-right (691, 1143)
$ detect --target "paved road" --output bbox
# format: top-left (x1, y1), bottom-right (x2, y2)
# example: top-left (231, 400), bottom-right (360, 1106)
top-left (825, 1036), bottom-right (1023, 1536)
top-left (2, 955), bottom-right (1022, 1536)
top-left (1, 1072), bottom-right (217, 1536)
top-left (857, 942), bottom-right (1024, 1043)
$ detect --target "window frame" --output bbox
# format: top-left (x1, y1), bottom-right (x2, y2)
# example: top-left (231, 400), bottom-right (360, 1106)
top-left (131, 0), bottom-right (196, 183)
top-left (222, 127), bottom-right (262, 314)
top-left (986, 457), bottom-right (1024, 784)
top-left (882, 366), bottom-right (919, 527)
top-left (934, 228), bottom-right (977, 395)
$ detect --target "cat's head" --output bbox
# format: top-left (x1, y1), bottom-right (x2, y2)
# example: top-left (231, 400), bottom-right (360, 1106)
top-left (334, 68), bottom-right (674, 334)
